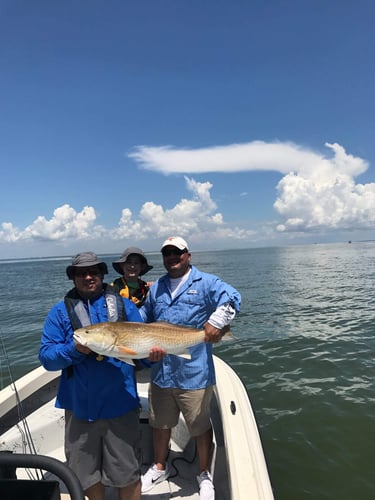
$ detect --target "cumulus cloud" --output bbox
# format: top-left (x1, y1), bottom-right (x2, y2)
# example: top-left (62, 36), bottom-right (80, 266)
top-left (0, 205), bottom-right (100, 243)
top-left (274, 143), bottom-right (375, 232)
top-left (0, 178), bottom-right (254, 246)
top-left (275, 173), bottom-right (375, 232)
top-left (0, 222), bottom-right (22, 243)
top-left (1, 140), bottom-right (373, 252)
top-left (130, 140), bottom-right (375, 234)
top-left (111, 176), bottom-right (252, 240)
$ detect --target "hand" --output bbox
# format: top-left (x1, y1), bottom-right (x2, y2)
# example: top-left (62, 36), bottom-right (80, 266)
top-left (148, 346), bottom-right (167, 362)
top-left (204, 322), bottom-right (222, 343)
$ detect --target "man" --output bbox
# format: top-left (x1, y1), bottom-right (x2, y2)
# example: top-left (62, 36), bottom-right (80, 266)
top-left (39, 252), bottom-right (143, 500)
top-left (140, 237), bottom-right (241, 500)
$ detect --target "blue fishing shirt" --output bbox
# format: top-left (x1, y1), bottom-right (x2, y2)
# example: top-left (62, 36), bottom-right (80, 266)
top-left (140, 265), bottom-right (241, 390)
top-left (39, 294), bottom-right (142, 421)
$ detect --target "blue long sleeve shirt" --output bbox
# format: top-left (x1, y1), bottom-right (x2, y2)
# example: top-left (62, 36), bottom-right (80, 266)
top-left (140, 265), bottom-right (241, 390)
top-left (39, 293), bottom-right (142, 421)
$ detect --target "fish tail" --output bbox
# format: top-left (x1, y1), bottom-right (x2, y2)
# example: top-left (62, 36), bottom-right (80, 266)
top-left (221, 324), bottom-right (236, 341)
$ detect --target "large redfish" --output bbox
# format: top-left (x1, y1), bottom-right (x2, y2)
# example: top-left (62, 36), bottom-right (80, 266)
top-left (73, 321), bottom-right (231, 365)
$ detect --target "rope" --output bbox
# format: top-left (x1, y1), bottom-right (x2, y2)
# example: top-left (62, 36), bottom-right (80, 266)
top-left (0, 329), bottom-right (44, 480)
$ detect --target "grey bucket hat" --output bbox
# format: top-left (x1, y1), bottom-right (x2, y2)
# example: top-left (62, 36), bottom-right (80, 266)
top-left (112, 247), bottom-right (153, 276)
top-left (66, 251), bottom-right (108, 279)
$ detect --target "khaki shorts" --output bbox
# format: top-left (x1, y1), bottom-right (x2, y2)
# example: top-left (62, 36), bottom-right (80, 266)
top-left (148, 383), bottom-right (214, 437)
top-left (65, 409), bottom-right (141, 491)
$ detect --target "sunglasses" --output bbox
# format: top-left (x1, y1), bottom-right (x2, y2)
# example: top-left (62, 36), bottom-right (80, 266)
top-left (74, 268), bottom-right (102, 278)
top-left (161, 248), bottom-right (188, 257)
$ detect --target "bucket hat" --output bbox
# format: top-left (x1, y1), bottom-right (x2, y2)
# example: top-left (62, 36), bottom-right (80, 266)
top-left (66, 251), bottom-right (108, 279)
top-left (112, 247), bottom-right (153, 276)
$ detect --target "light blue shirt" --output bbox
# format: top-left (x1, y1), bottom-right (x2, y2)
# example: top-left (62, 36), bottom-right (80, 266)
top-left (140, 265), bottom-right (241, 390)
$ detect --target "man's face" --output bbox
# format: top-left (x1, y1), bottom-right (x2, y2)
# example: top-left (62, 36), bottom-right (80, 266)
top-left (161, 246), bottom-right (191, 278)
top-left (73, 265), bottom-right (103, 299)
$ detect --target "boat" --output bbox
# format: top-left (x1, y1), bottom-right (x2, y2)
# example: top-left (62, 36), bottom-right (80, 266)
top-left (0, 355), bottom-right (274, 499)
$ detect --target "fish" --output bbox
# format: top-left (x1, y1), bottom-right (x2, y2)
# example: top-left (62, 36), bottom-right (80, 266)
top-left (73, 321), bottom-right (231, 365)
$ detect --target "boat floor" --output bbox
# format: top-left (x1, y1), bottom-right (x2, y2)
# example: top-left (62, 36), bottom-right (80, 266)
top-left (0, 360), bottom-right (271, 499)
top-left (45, 451), bottom-right (202, 499)
top-left (2, 370), bottom-right (215, 499)
top-left (43, 458), bottom-right (202, 499)
top-left (40, 410), bottom-right (204, 499)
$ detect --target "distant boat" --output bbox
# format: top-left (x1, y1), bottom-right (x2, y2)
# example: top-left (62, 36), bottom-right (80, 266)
top-left (0, 356), bottom-right (274, 499)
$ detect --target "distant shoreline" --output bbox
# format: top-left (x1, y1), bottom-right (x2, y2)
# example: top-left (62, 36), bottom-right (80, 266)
top-left (2, 239), bottom-right (375, 264)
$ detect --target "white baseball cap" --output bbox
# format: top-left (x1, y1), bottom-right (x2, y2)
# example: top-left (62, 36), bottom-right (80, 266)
top-left (161, 236), bottom-right (189, 251)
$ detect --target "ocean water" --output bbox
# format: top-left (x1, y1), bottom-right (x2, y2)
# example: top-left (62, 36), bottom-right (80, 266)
top-left (1, 243), bottom-right (374, 499)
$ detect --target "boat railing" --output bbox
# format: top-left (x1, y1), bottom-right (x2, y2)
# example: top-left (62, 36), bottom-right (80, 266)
top-left (0, 452), bottom-right (85, 500)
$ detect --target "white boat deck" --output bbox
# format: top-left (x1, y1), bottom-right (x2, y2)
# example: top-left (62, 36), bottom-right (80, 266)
top-left (1, 370), bottom-right (205, 499)
top-left (0, 360), bottom-right (274, 500)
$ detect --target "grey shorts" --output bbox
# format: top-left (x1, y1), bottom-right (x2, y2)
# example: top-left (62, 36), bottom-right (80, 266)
top-left (148, 383), bottom-right (214, 437)
top-left (65, 409), bottom-right (141, 491)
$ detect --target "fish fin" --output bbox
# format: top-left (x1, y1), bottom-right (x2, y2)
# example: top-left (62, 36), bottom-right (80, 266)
top-left (220, 336), bottom-right (235, 344)
top-left (220, 328), bottom-right (236, 342)
top-left (169, 352), bottom-right (192, 360)
top-left (121, 358), bottom-right (136, 366)
top-left (176, 353), bottom-right (192, 360)
top-left (221, 324), bottom-right (231, 335)
top-left (117, 346), bottom-right (138, 356)
top-left (110, 354), bottom-right (136, 366)
top-left (154, 320), bottom-right (196, 330)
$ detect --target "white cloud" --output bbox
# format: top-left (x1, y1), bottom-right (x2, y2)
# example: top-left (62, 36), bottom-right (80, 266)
top-left (0, 178), bottom-right (253, 248)
top-left (275, 173), bottom-right (375, 232)
top-left (111, 176), bottom-right (252, 241)
top-left (274, 143), bottom-right (375, 232)
top-left (24, 205), bottom-right (101, 240)
top-left (130, 140), bottom-right (375, 234)
top-left (0, 205), bottom-right (100, 243)
top-left (128, 141), bottom-right (368, 178)
top-left (1, 140), bottom-right (374, 255)
top-left (0, 222), bottom-right (22, 243)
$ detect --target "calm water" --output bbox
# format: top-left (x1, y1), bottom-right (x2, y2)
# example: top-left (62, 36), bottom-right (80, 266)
top-left (1, 243), bottom-right (374, 499)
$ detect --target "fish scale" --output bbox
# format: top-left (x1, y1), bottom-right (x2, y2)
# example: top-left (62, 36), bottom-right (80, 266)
top-left (73, 321), bottom-right (213, 365)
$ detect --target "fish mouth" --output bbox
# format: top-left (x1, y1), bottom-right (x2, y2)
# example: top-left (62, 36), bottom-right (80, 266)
top-left (73, 333), bottom-right (84, 344)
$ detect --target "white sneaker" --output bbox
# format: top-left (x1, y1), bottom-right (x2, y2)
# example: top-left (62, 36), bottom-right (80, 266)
top-left (197, 470), bottom-right (215, 500)
top-left (141, 463), bottom-right (170, 493)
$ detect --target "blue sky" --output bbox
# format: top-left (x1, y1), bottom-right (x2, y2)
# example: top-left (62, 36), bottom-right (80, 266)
top-left (1, 0), bottom-right (375, 258)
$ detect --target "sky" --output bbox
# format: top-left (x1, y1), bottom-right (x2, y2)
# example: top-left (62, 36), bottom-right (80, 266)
top-left (1, 0), bottom-right (375, 259)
